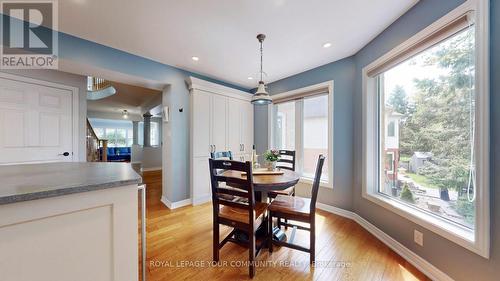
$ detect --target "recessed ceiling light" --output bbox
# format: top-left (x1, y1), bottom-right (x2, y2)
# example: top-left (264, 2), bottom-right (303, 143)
top-left (323, 42), bottom-right (332, 48)
top-left (191, 56), bottom-right (199, 61)
top-left (247, 77), bottom-right (253, 80)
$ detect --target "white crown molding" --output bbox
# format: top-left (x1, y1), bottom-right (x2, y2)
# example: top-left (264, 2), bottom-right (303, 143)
top-left (316, 204), bottom-right (454, 281)
top-left (186, 76), bottom-right (252, 101)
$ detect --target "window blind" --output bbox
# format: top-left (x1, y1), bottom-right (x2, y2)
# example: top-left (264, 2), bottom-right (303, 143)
top-left (366, 11), bottom-right (474, 78)
top-left (273, 87), bottom-right (329, 104)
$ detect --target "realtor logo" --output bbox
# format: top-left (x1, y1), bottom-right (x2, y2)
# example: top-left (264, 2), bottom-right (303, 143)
top-left (1, 1), bottom-right (58, 69)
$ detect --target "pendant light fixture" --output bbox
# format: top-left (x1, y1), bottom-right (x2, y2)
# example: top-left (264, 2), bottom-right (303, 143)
top-left (251, 34), bottom-right (272, 105)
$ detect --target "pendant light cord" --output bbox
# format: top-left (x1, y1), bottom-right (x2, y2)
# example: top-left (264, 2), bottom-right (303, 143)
top-left (260, 40), bottom-right (264, 82)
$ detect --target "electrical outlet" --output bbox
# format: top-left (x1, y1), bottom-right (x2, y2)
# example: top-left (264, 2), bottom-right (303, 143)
top-left (414, 230), bottom-right (424, 246)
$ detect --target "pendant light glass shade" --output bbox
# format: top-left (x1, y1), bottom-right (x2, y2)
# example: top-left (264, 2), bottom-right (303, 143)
top-left (251, 34), bottom-right (272, 105)
top-left (251, 81), bottom-right (272, 105)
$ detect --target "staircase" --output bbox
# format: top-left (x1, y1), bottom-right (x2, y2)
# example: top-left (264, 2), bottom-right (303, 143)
top-left (86, 119), bottom-right (108, 162)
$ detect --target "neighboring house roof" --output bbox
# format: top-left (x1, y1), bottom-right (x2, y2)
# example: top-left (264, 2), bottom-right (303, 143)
top-left (384, 105), bottom-right (404, 118)
top-left (413, 152), bottom-right (433, 159)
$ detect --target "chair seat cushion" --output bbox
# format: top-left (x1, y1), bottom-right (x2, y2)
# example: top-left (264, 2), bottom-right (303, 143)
top-left (268, 186), bottom-right (295, 197)
top-left (219, 202), bottom-right (268, 227)
top-left (268, 195), bottom-right (311, 219)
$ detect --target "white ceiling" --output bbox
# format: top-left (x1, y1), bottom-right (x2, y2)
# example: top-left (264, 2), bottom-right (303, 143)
top-left (59, 0), bottom-right (418, 89)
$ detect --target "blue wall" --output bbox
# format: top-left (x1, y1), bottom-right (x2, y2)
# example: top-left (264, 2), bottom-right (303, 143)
top-left (0, 14), bottom-right (250, 202)
top-left (53, 31), bottom-right (251, 202)
top-left (256, 57), bottom-right (356, 209)
top-left (351, 0), bottom-right (500, 280)
top-left (256, 0), bottom-right (500, 279)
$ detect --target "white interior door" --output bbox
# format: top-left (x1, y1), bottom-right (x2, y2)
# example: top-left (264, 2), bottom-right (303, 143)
top-left (0, 76), bottom-right (74, 164)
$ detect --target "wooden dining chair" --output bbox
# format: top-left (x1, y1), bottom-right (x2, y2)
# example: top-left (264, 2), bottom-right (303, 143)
top-left (210, 151), bottom-right (233, 160)
top-left (268, 150), bottom-right (296, 199)
top-left (267, 154), bottom-right (325, 264)
top-left (209, 159), bottom-right (269, 278)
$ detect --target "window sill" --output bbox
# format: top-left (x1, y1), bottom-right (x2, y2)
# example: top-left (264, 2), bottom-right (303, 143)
top-left (299, 177), bottom-right (332, 189)
top-left (361, 191), bottom-right (488, 257)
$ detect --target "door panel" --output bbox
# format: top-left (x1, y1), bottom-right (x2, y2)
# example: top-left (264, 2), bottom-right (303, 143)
top-left (192, 91), bottom-right (211, 157)
top-left (0, 76), bottom-right (73, 163)
top-left (226, 98), bottom-right (241, 154)
top-left (192, 157), bottom-right (211, 205)
top-left (241, 102), bottom-right (254, 154)
top-left (211, 94), bottom-right (227, 153)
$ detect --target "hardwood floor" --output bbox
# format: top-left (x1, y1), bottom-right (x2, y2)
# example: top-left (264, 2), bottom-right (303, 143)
top-left (140, 171), bottom-right (430, 281)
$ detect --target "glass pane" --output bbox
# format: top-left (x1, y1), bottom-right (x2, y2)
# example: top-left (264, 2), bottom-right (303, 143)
top-left (150, 122), bottom-right (159, 146)
top-left (379, 27), bottom-right (475, 229)
top-left (104, 128), bottom-right (117, 147)
top-left (94, 128), bottom-right (104, 139)
top-left (138, 122), bottom-right (144, 146)
top-left (116, 129), bottom-right (127, 147)
top-left (303, 95), bottom-right (329, 181)
top-left (274, 102), bottom-right (295, 150)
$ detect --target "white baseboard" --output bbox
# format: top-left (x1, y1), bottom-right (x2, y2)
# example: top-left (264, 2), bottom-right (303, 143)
top-left (160, 196), bottom-right (191, 210)
top-left (316, 203), bottom-right (356, 219)
top-left (316, 204), bottom-right (454, 281)
top-left (141, 166), bottom-right (162, 172)
top-left (191, 195), bottom-right (211, 206)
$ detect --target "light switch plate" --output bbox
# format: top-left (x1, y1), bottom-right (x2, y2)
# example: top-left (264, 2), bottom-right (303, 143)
top-left (414, 229), bottom-right (424, 246)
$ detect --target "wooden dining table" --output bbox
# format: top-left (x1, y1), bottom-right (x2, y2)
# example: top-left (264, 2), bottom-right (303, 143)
top-left (219, 168), bottom-right (299, 244)
top-left (220, 169), bottom-right (300, 201)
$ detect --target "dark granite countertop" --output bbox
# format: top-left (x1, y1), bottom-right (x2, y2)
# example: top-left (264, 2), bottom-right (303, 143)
top-left (0, 162), bottom-right (142, 205)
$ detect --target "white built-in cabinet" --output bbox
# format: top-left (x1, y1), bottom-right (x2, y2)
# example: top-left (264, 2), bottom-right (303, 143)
top-left (188, 77), bottom-right (254, 205)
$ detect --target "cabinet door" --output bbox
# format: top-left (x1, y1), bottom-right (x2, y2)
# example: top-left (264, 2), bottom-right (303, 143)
top-left (211, 94), bottom-right (227, 153)
top-left (192, 91), bottom-right (211, 158)
top-left (192, 157), bottom-right (211, 205)
top-left (241, 102), bottom-right (254, 155)
top-left (226, 98), bottom-right (242, 155)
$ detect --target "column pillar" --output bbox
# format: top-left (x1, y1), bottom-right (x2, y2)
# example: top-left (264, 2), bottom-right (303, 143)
top-left (132, 121), bottom-right (139, 145)
top-left (143, 113), bottom-right (152, 147)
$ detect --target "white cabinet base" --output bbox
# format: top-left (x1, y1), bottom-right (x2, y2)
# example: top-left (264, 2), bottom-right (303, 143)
top-left (0, 185), bottom-right (138, 281)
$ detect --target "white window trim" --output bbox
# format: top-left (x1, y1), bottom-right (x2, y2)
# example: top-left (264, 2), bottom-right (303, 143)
top-left (268, 81), bottom-right (334, 188)
top-left (362, 0), bottom-right (489, 258)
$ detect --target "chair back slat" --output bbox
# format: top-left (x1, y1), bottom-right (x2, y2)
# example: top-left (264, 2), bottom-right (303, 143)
top-left (211, 151), bottom-right (233, 160)
top-left (218, 198), bottom-right (249, 209)
top-left (310, 155), bottom-right (326, 213)
top-left (214, 176), bottom-right (250, 191)
top-left (209, 159), bottom-right (255, 224)
top-left (216, 187), bottom-right (249, 198)
top-left (276, 150), bottom-right (296, 171)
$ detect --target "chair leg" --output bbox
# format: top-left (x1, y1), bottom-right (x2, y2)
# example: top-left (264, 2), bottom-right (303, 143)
top-left (213, 220), bottom-right (219, 262)
top-left (310, 217), bottom-right (315, 265)
top-left (249, 229), bottom-right (256, 278)
top-left (268, 212), bottom-right (273, 253)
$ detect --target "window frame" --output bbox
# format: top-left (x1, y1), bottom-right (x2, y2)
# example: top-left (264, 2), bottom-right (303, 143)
top-left (362, 0), bottom-right (489, 258)
top-left (268, 81), bottom-right (334, 188)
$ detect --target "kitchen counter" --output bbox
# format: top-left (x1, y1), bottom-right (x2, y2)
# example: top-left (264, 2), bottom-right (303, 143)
top-left (0, 162), bottom-right (141, 205)
top-left (0, 162), bottom-right (141, 281)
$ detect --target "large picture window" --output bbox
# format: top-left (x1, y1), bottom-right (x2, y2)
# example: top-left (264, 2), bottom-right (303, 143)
top-left (271, 82), bottom-right (333, 185)
top-left (363, 0), bottom-right (489, 257)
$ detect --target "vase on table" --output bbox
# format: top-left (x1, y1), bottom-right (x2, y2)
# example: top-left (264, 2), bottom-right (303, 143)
top-left (267, 161), bottom-right (277, 171)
